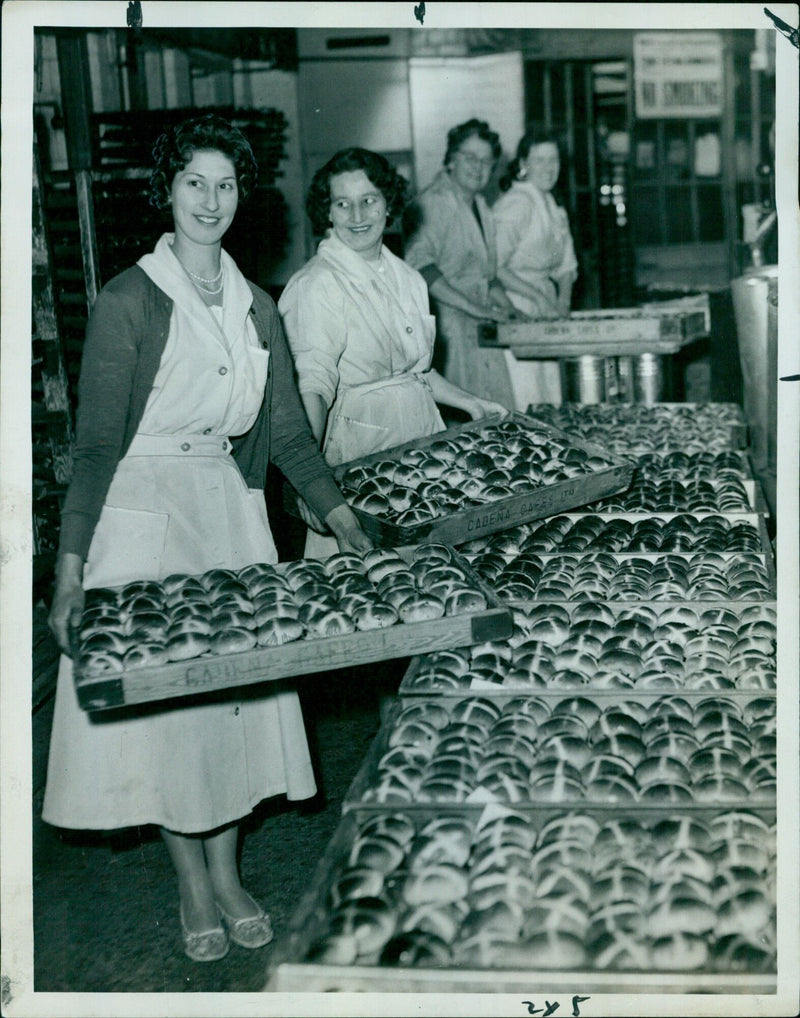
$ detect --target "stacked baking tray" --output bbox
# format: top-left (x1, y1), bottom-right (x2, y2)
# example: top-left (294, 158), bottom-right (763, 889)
top-left (266, 402), bottom-right (777, 993)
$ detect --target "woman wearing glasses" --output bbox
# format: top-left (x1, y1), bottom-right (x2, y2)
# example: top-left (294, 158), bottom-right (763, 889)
top-left (403, 119), bottom-right (517, 408)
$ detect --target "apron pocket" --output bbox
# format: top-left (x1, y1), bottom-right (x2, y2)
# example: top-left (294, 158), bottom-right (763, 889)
top-left (324, 415), bottom-right (393, 463)
top-left (85, 505), bottom-right (170, 588)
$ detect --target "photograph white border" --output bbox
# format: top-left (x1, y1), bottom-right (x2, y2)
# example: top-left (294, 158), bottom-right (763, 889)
top-left (2, 3), bottom-right (798, 1016)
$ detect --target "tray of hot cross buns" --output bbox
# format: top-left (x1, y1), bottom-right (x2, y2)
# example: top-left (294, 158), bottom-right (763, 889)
top-left (285, 413), bottom-right (635, 548)
top-left (72, 544), bottom-right (512, 712)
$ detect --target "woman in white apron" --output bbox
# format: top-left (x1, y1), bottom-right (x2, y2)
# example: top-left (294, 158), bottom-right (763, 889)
top-left (403, 119), bottom-right (519, 408)
top-left (278, 147), bottom-right (507, 559)
top-left (45, 116), bottom-right (370, 963)
top-left (493, 129), bottom-right (579, 409)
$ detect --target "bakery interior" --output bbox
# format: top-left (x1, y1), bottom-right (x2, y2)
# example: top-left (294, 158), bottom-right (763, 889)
top-left (26, 20), bottom-right (792, 999)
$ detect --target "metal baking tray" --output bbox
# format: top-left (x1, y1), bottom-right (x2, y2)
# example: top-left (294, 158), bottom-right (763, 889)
top-left (73, 547), bottom-right (512, 712)
top-left (287, 413), bottom-right (634, 548)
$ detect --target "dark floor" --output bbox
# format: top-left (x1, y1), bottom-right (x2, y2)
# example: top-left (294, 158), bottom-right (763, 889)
top-left (31, 614), bottom-right (399, 993)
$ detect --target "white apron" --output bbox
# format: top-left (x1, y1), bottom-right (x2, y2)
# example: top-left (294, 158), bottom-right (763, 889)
top-left (493, 181), bottom-right (579, 409)
top-left (279, 236), bottom-right (446, 560)
top-left (305, 371), bottom-right (444, 559)
top-left (43, 237), bottom-right (316, 834)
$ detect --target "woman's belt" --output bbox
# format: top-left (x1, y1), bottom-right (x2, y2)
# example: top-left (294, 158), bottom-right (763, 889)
top-left (339, 370), bottom-right (430, 395)
top-left (124, 433), bottom-right (233, 457)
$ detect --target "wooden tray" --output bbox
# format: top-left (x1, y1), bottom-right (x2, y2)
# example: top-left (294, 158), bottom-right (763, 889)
top-left (287, 413), bottom-right (634, 548)
top-left (458, 511), bottom-right (773, 561)
top-left (486, 306), bottom-right (709, 358)
top-left (526, 402), bottom-right (749, 452)
top-left (265, 803), bottom-right (776, 994)
top-left (398, 599), bottom-right (776, 697)
top-left (73, 548), bottom-right (512, 712)
top-left (342, 694), bottom-right (775, 812)
top-left (463, 550), bottom-right (777, 603)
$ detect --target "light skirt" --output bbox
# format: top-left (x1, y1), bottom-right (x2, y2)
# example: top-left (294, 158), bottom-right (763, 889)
top-left (42, 443), bottom-right (316, 834)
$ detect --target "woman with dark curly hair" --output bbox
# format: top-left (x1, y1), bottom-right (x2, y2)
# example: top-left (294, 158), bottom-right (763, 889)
top-left (403, 118), bottom-right (519, 408)
top-left (43, 115), bottom-right (370, 963)
top-left (279, 147), bottom-right (506, 558)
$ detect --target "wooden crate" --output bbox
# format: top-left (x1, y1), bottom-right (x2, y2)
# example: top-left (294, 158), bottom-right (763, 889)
top-left (74, 548), bottom-right (512, 712)
top-left (287, 413), bottom-right (634, 548)
top-left (265, 803), bottom-right (776, 994)
top-left (488, 306), bottom-right (709, 358)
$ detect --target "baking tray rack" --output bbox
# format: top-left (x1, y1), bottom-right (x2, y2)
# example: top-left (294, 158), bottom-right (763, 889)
top-left (73, 547), bottom-right (512, 712)
top-left (287, 413), bottom-right (634, 548)
top-left (265, 802), bottom-right (775, 994)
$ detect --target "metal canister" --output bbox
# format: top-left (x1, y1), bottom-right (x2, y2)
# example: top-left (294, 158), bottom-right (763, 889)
top-left (561, 355), bottom-right (606, 403)
top-left (633, 353), bottom-right (665, 404)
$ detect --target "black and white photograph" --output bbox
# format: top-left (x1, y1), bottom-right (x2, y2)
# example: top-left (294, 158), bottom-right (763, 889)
top-left (1, 2), bottom-right (798, 1016)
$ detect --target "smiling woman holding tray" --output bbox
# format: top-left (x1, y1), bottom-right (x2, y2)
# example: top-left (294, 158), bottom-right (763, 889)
top-left (278, 147), bottom-right (508, 559)
top-left (43, 115), bottom-right (371, 965)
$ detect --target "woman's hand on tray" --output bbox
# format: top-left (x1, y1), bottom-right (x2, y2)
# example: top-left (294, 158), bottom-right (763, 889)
top-left (325, 503), bottom-right (374, 554)
top-left (49, 552), bottom-right (85, 656)
top-left (467, 396), bottom-right (511, 420)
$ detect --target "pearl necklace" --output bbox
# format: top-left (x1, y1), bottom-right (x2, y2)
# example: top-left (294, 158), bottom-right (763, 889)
top-left (177, 261), bottom-right (223, 295)
top-left (186, 265), bottom-right (223, 285)
top-left (190, 275), bottom-right (223, 296)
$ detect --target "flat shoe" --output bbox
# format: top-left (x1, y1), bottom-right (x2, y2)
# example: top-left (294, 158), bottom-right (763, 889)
top-left (180, 904), bottom-right (229, 963)
top-left (216, 892), bottom-right (273, 949)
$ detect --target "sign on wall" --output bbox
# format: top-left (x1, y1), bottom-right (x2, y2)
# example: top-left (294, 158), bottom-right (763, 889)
top-left (633, 32), bottom-right (723, 118)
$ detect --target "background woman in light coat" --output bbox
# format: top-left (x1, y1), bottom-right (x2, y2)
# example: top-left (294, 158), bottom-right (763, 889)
top-left (403, 119), bottom-right (519, 408)
top-left (493, 127), bottom-right (579, 408)
top-left (279, 147), bottom-right (506, 559)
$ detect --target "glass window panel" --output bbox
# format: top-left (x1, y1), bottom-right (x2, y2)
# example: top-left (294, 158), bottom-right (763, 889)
top-left (733, 52), bottom-right (751, 113)
top-left (665, 185), bottom-right (695, 243)
top-left (664, 122), bottom-right (691, 183)
top-left (573, 130), bottom-right (590, 186)
top-left (571, 63), bottom-right (590, 122)
top-left (549, 63), bottom-right (566, 118)
top-left (631, 186), bottom-right (662, 244)
top-left (574, 191), bottom-right (595, 250)
top-left (633, 121), bottom-right (658, 179)
top-left (697, 184), bottom-right (725, 241)
top-left (524, 62), bottom-right (545, 124)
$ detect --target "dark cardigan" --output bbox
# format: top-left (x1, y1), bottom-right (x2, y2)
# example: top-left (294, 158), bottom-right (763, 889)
top-left (59, 265), bottom-right (344, 561)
